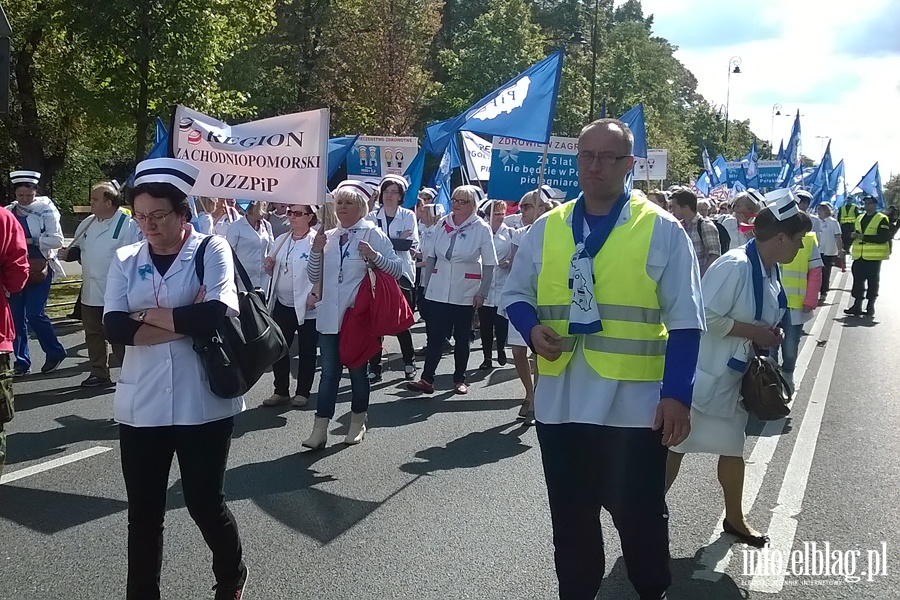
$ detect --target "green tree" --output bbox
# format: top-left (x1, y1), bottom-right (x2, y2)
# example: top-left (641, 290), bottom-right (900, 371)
top-left (883, 173), bottom-right (900, 207)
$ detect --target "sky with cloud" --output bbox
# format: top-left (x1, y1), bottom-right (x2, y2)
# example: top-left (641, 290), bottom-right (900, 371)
top-left (627, 0), bottom-right (900, 186)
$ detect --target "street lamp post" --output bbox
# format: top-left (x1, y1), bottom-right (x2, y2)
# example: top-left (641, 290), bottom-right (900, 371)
top-left (770, 103), bottom-right (782, 158)
top-left (587, 0), bottom-right (600, 121)
top-left (724, 56), bottom-right (742, 151)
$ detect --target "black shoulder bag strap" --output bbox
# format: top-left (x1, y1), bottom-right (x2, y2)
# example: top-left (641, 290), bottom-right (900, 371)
top-left (194, 235), bottom-right (256, 293)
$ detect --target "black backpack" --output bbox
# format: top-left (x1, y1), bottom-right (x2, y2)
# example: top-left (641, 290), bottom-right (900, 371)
top-left (192, 236), bottom-right (288, 399)
top-left (705, 218), bottom-right (731, 253)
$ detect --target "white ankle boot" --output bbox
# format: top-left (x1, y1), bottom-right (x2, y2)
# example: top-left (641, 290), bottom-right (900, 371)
top-left (302, 417), bottom-right (329, 450)
top-left (344, 412), bottom-right (367, 445)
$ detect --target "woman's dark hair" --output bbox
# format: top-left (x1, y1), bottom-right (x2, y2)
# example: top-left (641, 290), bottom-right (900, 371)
top-left (754, 207), bottom-right (812, 242)
top-left (128, 183), bottom-right (192, 219)
top-left (380, 180), bottom-right (405, 198)
top-left (12, 182), bottom-right (38, 192)
top-left (307, 209), bottom-right (318, 227)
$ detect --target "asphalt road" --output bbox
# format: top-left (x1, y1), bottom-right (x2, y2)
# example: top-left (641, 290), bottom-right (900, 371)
top-left (2, 263), bottom-right (899, 599)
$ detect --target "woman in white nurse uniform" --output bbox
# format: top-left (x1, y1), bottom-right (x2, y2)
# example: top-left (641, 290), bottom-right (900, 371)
top-left (225, 200), bottom-right (274, 290)
top-left (407, 185), bottom-right (497, 396)
top-left (666, 192), bottom-right (811, 549)
top-left (367, 174), bottom-right (419, 382)
top-left (103, 158), bottom-right (248, 600)
top-left (303, 180), bottom-right (403, 449)
top-left (478, 200), bottom-right (513, 369)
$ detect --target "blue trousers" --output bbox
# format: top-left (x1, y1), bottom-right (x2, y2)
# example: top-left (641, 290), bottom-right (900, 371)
top-left (315, 333), bottom-right (370, 419)
top-left (8, 271), bottom-right (66, 371)
top-left (773, 315), bottom-right (803, 374)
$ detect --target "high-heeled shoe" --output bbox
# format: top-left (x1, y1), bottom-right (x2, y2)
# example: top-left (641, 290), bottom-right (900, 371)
top-left (722, 518), bottom-right (769, 548)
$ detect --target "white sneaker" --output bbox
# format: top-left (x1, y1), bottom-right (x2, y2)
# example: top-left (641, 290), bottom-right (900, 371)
top-left (291, 395), bottom-right (309, 407)
top-left (262, 393), bottom-right (290, 407)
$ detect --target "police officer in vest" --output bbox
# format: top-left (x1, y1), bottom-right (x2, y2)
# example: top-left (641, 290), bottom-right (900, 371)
top-left (845, 195), bottom-right (891, 317)
top-left (502, 119), bottom-right (704, 600)
top-left (838, 199), bottom-right (861, 256)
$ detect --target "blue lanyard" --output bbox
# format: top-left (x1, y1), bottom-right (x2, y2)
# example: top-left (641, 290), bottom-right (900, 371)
top-left (745, 238), bottom-right (787, 321)
top-left (571, 189), bottom-right (631, 258)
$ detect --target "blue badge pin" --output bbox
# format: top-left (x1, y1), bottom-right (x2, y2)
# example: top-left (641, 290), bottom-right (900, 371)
top-left (138, 264), bottom-right (152, 281)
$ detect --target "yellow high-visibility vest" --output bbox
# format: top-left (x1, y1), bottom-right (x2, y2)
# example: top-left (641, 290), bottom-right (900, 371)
top-left (852, 212), bottom-right (891, 261)
top-left (839, 204), bottom-right (859, 225)
top-left (780, 232), bottom-right (817, 309)
top-left (535, 194), bottom-right (667, 381)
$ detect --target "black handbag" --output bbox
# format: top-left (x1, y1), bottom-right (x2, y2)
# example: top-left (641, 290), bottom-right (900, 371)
top-left (740, 346), bottom-right (792, 421)
top-left (192, 236), bottom-right (288, 399)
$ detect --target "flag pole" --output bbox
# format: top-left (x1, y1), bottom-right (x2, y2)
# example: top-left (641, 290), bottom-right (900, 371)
top-left (538, 141), bottom-right (550, 188)
top-left (457, 133), bottom-right (470, 187)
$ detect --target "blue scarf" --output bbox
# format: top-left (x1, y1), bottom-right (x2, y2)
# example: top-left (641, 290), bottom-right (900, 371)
top-left (567, 189), bottom-right (631, 334)
top-left (745, 238), bottom-right (788, 321)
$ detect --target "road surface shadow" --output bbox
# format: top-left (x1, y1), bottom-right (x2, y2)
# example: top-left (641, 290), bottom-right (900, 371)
top-left (4, 415), bottom-right (118, 465)
top-left (0, 485), bottom-right (127, 535)
top-left (596, 552), bottom-right (747, 599)
top-left (13, 384), bottom-right (113, 412)
top-left (399, 422), bottom-right (532, 476)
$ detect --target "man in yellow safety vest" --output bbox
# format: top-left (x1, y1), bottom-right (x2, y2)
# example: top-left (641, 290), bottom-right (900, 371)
top-left (845, 195), bottom-right (891, 317)
top-left (838, 200), bottom-right (861, 255)
top-left (502, 119), bottom-right (704, 600)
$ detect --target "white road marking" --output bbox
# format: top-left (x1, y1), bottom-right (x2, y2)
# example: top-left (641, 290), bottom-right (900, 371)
top-left (691, 273), bottom-right (847, 581)
top-left (0, 445), bottom-right (113, 485)
top-left (749, 282), bottom-right (848, 593)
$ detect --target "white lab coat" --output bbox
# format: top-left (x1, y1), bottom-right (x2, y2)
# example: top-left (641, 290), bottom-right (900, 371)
top-left (368, 206), bottom-right (419, 285)
top-left (426, 212), bottom-right (497, 306)
top-left (103, 228), bottom-right (245, 427)
top-left (314, 218), bottom-right (397, 335)
top-left (195, 212), bottom-right (214, 235)
top-left (7, 196), bottom-right (65, 276)
top-left (70, 208), bottom-right (140, 306)
top-left (267, 230), bottom-right (318, 322)
top-left (486, 223), bottom-right (513, 308)
top-left (225, 216), bottom-right (273, 291)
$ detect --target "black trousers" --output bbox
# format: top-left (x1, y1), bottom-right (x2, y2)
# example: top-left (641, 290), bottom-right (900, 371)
top-left (821, 255), bottom-right (837, 295)
top-left (536, 423), bottom-right (670, 600)
top-left (840, 224), bottom-right (854, 254)
top-left (369, 286), bottom-right (416, 373)
top-left (477, 306), bottom-right (508, 361)
top-left (423, 301), bottom-right (474, 384)
top-left (119, 418), bottom-right (243, 600)
top-left (271, 301), bottom-right (318, 397)
top-left (851, 258), bottom-right (882, 300)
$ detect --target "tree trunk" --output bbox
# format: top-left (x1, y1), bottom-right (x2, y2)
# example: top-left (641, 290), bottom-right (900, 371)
top-left (134, 10), bottom-right (151, 161)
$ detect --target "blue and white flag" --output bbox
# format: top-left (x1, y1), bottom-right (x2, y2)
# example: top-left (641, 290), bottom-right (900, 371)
top-left (701, 145), bottom-right (713, 178)
top-left (809, 140), bottom-right (833, 207)
top-left (712, 154), bottom-right (728, 186)
top-left (696, 171), bottom-right (712, 196)
top-left (786, 110), bottom-right (802, 168)
top-left (741, 141), bottom-right (760, 188)
top-left (156, 117), bottom-right (167, 145)
top-left (327, 135), bottom-right (360, 179)
top-left (851, 162), bottom-right (884, 210)
top-left (776, 140), bottom-right (784, 162)
top-left (127, 117), bottom-right (171, 187)
top-left (423, 50), bottom-right (564, 157)
top-left (402, 149), bottom-right (426, 209)
top-left (433, 134), bottom-right (462, 213)
top-left (828, 160), bottom-right (847, 209)
top-left (619, 104), bottom-right (647, 159)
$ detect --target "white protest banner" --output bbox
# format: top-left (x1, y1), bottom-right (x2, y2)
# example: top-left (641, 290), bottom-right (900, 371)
top-left (633, 149), bottom-right (668, 180)
top-left (172, 105), bottom-right (329, 204)
top-left (461, 132), bottom-right (492, 181)
top-left (347, 136), bottom-right (419, 180)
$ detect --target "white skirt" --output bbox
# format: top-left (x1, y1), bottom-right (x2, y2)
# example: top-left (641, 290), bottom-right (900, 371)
top-left (671, 404), bottom-right (748, 457)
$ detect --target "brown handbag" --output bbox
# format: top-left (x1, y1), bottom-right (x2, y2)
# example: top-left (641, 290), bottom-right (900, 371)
top-left (27, 256), bottom-right (48, 286)
top-left (740, 346), bottom-right (792, 420)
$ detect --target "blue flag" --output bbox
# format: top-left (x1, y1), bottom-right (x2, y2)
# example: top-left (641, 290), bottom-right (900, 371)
top-left (433, 135), bottom-right (462, 213)
top-left (828, 160), bottom-right (847, 209)
top-left (126, 119), bottom-right (171, 187)
top-left (619, 104), bottom-right (647, 159)
top-left (852, 162), bottom-right (884, 210)
top-left (776, 140), bottom-right (784, 162)
top-left (696, 171), bottom-right (711, 196)
top-left (809, 140), bottom-right (833, 207)
top-left (402, 149), bottom-right (426, 209)
top-left (778, 110), bottom-right (802, 188)
top-left (599, 98), bottom-right (607, 119)
top-left (741, 141), bottom-right (760, 188)
top-left (327, 135), bottom-right (360, 179)
top-left (712, 154), bottom-right (728, 186)
top-left (155, 117), bottom-right (167, 145)
top-left (701, 145), bottom-right (713, 179)
top-left (423, 50), bottom-right (564, 157)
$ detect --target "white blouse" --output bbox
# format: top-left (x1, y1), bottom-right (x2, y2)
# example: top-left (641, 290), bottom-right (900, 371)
top-left (225, 216), bottom-right (273, 291)
top-left (70, 209), bottom-right (139, 306)
top-left (369, 206), bottom-right (419, 285)
top-left (103, 228), bottom-right (245, 427)
top-left (485, 223), bottom-right (513, 308)
top-left (426, 212), bottom-right (498, 306)
top-left (312, 219), bottom-right (398, 335)
top-left (692, 246), bottom-right (785, 418)
top-left (267, 230), bottom-right (317, 322)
